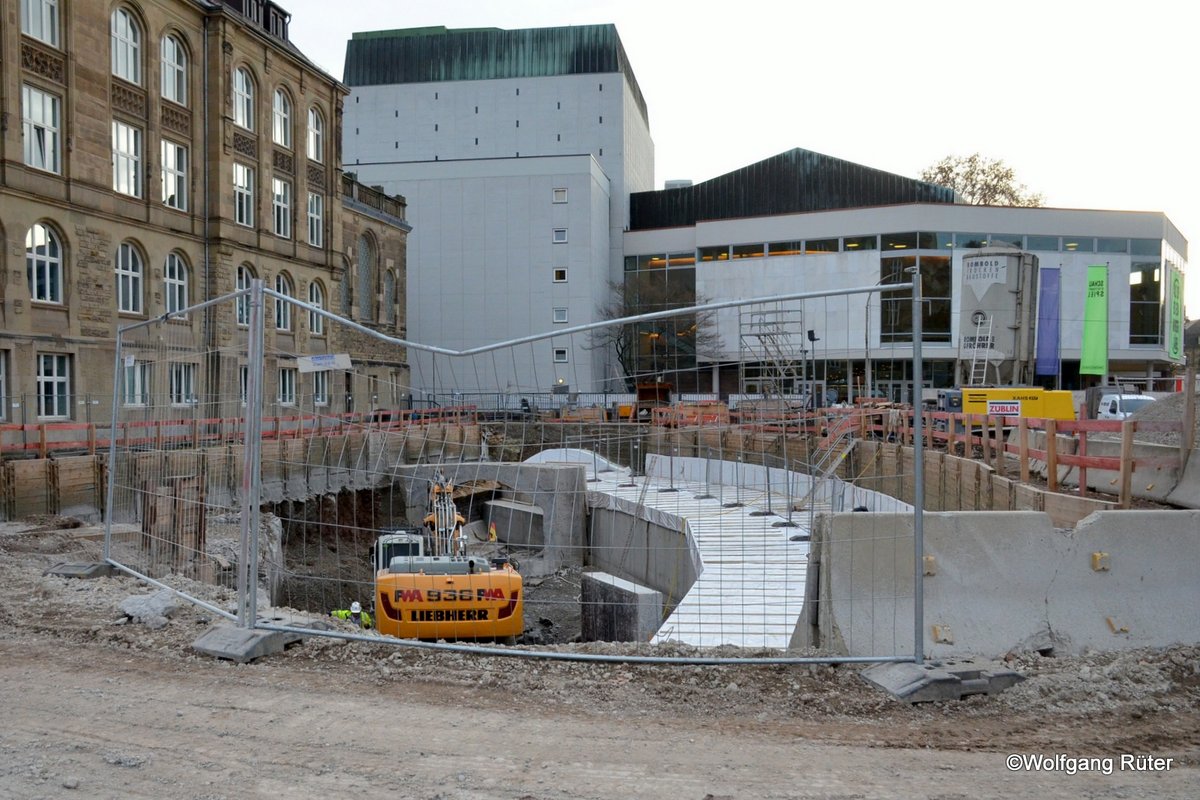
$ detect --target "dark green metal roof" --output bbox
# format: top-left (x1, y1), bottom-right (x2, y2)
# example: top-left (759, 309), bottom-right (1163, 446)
top-left (630, 149), bottom-right (957, 230)
top-left (344, 24), bottom-right (648, 125)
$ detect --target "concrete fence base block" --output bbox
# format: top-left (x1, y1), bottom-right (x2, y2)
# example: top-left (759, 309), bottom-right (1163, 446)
top-left (192, 613), bottom-right (328, 663)
top-left (43, 561), bottom-right (118, 579)
top-left (862, 658), bottom-right (1024, 703)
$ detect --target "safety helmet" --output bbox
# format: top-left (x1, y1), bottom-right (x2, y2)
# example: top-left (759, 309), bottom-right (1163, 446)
top-left (350, 601), bottom-right (362, 614)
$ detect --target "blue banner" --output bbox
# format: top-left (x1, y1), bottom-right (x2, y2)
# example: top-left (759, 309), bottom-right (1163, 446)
top-left (1034, 268), bottom-right (1061, 376)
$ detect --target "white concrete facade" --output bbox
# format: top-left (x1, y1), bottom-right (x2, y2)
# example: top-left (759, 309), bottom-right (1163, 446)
top-left (345, 69), bottom-right (654, 395)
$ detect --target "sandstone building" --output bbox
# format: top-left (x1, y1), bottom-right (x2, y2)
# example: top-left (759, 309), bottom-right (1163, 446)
top-left (1, 0), bottom-right (410, 428)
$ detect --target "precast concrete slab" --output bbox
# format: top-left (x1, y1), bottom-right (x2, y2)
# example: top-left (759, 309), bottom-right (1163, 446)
top-left (585, 456), bottom-right (812, 649)
top-left (581, 572), bottom-right (663, 642)
top-left (862, 658), bottom-right (1024, 703)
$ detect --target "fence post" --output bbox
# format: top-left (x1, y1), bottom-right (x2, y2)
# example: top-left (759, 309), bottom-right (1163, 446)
top-left (1119, 420), bottom-right (1134, 509)
top-left (237, 279), bottom-right (266, 629)
top-left (1046, 418), bottom-right (1059, 493)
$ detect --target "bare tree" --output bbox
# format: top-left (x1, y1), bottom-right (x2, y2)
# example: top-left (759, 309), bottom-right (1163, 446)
top-left (586, 278), bottom-right (720, 391)
top-left (921, 153), bottom-right (1045, 207)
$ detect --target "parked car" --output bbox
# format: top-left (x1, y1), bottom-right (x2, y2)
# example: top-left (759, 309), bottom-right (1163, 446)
top-left (1096, 393), bottom-right (1156, 420)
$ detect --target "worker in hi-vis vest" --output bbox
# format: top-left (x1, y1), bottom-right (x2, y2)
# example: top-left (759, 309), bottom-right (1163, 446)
top-left (331, 601), bottom-right (373, 629)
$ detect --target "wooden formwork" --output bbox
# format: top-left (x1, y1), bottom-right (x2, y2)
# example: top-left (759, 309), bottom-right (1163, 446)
top-left (140, 474), bottom-right (207, 578)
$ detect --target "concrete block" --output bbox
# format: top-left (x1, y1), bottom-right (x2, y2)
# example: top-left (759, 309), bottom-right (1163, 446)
top-left (192, 613), bottom-right (330, 663)
top-left (43, 561), bottom-right (117, 579)
top-left (119, 588), bottom-right (183, 630)
top-left (862, 658), bottom-right (1024, 703)
top-left (581, 571), bottom-right (663, 643)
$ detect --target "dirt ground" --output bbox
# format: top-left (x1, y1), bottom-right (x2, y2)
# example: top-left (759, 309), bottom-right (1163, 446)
top-left (2, 517), bottom-right (1199, 799)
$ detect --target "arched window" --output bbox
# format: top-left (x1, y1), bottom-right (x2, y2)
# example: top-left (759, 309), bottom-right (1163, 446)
top-left (308, 281), bottom-right (325, 335)
top-left (26, 222), bottom-right (63, 304)
top-left (306, 107), bottom-right (324, 162)
top-left (236, 263), bottom-right (254, 325)
top-left (116, 242), bottom-right (144, 314)
top-left (161, 34), bottom-right (187, 106)
top-left (381, 270), bottom-right (396, 325)
top-left (164, 252), bottom-right (189, 314)
top-left (233, 67), bottom-right (254, 130)
top-left (356, 234), bottom-right (375, 321)
top-left (272, 88), bottom-right (292, 148)
top-left (110, 8), bottom-right (141, 84)
top-left (274, 273), bottom-right (293, 330)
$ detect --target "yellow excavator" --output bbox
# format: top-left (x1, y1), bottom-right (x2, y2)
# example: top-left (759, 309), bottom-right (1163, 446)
top-left (373, 471), bottom-right (523, 641)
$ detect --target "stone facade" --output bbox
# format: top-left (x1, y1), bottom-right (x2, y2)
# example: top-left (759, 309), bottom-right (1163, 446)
top-left (0, 0), bottom-right (410, 425)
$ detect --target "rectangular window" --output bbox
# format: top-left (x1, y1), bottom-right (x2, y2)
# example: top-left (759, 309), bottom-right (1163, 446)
top-left (1062, 236), bottom-right (1094, 252)
top-left (169, 363), bottom-right (196, 406)
top-left (312, 370), bottom-right (329, 406)
top-left (956, 233), bottom-right (989, 249)
top-left (1025, 235), bottom-right (1059, 251)
top-left (552, 188), bottom-right (568, 203)
top-left (161, 140), bottom-right (187, 210)
top-left (552, 228), bottom-right (568, 243)
top-left (553, 268), bottom-right (567, 283)
top-left (272, 177), bottom-right (291, 238)
top-left (553, 348), bottom-right (568, 363)
top-left (112, 120), bottom-right (142, 197)
top-left (278, 367), bottom-right (297, 406)
top-left (22, 84), bottom-right (61, 174)
top-left (307, 192), bottom-right (323, 246)
top-left (880, 255), bottom-right (952, 344)
top-left (122, 360), bottom-right (149, 407)
top-left (842, 235), bottom-right (878, 251)
top-left (767, 241), bottom-right (803, 257)
top-left (805, 238), bottom-right (839, 254)
top-left (21, 0), bottom-right (60, 47)
top-left (37, 353), bottom-right (70, 419)
top-left (553, 307), bottom-right (568, 323)
top-left (697, 246), bottom-right (729, 262)
top-left (239, 365), bottom-right (248, 406)
top-left (1097, 237), bottom-right (1129, 254)
top-left (1129, 262), bottom-right (1162, 345)
top-left (234, 163), bottom-right (254, 227)
top-left (731, 243), bottom-right (765, 259)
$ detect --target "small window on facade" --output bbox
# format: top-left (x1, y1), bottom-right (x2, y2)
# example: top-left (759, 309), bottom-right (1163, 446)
top-left (698, 246), bottom-right (729, 262)
top-left (307, 107), bottom-right (324, 162)
top-left (111, 8), bottom-right (141, 84)
top-left (22, 0), bottom-right (60, 47)
top-left (274, 273), bottom-right (293, 330)
top-left (553, 268), bottom-right (567, 282)
top-left (236, 264), bottom-right (253, 325)
top-left (233, 163), bottom-right (254, 227)
top-left (164, 252), bottom-right (189, 314)
top-left (169, 362), bottom-right (196, 406)
top-left (307, 192), bottom-right (323, 247)
top-left (308, 281), bottom-right (325, 335)
top-left (112, 120), bottom-right (143, 197)
top-left (233, 67), bottom-right (254, 130)
top-left (767, 241), bottom-right (803, 257)
top-left (115, 241), bottom-right (143, 314)
top-left (312, 370), bottom-right (329, 406)
top-left (1097, 237), bottom-right (1129, 254)
top-left (161, 140), bottom-right (187, 210)
top-left (1062, 237), bottom-right (1094, 252)
top-left (1025, 235), bottom-right (1059, 251)
top-left (842, 235), bottom-right (878, 251)
top-left (553, 348), bottom-right (568, 363)
top-left (552, 228), bottom-right (568, 243)
top-left (25, 223), bottom-right (63, 305)
top-left (161, 34), bottom-right (187, 105)
top-left (277, 367), bottom-right (297, 406)
top-left (272, 178), bottom-right (292, 238)
top-left (37, 353), bottom-right (71, 419)
top-left (553, 308), bottom-right (568, 324)
top-left (21, 84), bottom-right (62, 174)
top-left (552, 188), bottom-right (567, 203)
top-left (272, 89), bottom-right (292, 148)
top-left (805, 238), bottom-right (839, 254)
top-left (731, 243), bottom-right (765, 260)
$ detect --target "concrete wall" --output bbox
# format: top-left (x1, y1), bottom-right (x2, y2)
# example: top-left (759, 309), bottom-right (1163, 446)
top-left (587, 506), bottom-right (698, 613)
top-left (1023, 430), bottom-right (1184, 503)
top-left (581, 571), bottom-right (663, 643)
top-left (799, 509), bottom-right (1200, 659)
top-left (854, 440), bottom-right (1115, 527)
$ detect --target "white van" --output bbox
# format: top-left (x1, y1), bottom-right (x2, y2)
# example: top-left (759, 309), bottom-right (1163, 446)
top-left (1096, 393), bottom-right (1156, 420)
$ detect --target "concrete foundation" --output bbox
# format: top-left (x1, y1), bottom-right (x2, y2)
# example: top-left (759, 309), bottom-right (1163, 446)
top-left (799, 509), bottom-right (1200, 659)
top-left (581, 572), bottom-right (664, 643)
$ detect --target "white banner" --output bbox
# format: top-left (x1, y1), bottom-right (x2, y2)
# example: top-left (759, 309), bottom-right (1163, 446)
top-left (297, 353), bottom-right (351, 373)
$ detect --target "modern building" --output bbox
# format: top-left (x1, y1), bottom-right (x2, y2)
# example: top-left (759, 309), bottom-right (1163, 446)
top-left (342, 22), bottom-right (1187, 402)
top-left (625, 149), bottom-right (1188, 400)
top-left (342, 24), bottom-right (653, 395)
top-left (1, 0), bottom-right (411, 427)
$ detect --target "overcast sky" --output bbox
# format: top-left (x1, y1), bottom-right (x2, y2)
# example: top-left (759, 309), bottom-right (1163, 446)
top-left (284, 0), bottom-right (1199, 316)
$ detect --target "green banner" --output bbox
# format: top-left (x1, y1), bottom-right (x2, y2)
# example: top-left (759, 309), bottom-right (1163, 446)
top-left (1168, 266), bottom-right (1184, 361)
top-left (1080, 265), bottom-right (1108, 375)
